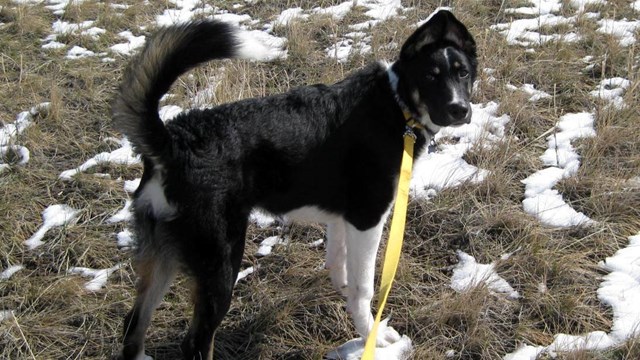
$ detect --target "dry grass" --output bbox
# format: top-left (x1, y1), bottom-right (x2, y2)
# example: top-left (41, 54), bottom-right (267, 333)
top-left (1, 0), bottom-right (639, 359)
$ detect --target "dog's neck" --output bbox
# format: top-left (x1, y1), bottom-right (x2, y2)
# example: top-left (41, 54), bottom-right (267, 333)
top-left (385, 63), bottom-right (440, 138)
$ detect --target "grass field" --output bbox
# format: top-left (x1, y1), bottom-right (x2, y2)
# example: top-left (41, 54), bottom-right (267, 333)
top-left (1, 0), bottom-right (639, 359)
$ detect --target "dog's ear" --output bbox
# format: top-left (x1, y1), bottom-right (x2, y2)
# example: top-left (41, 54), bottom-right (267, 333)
top-left (400, 9), bottom-right (476, 60)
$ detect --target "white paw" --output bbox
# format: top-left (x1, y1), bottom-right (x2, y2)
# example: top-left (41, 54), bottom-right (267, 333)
top-left (134, 353), bottom-right (153, 360)
top-left (325, 322), bottom-right (413, 360)
top-left (375, 318), bottom-right (402, 347)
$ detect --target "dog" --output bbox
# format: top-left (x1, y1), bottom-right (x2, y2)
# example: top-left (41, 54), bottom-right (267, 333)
top-left (113, 8), bottom-right (476, 360)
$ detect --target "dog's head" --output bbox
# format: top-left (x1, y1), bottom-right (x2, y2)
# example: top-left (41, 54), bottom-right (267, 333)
top-left (392, 9), bottom-right (477, 131)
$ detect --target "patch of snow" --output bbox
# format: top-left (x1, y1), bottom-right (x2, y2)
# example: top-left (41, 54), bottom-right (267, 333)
top-left (66, 45), bottom-right (95, 59)
top-left (272, 7), bottom-right (308, 26)
top-left (491, 14), bottom-right (578, 46)
top-left (450, 251), bottom-right (520, 299)
top-left (505, 0), bottom-right (562, 15)
top-left (25, 204), bottom-right (80, 250)
top-left (313, 1), bottom-right (354, 20)
top-left (598, 233), bottom-right (640, 341)
top-left (0, 265), bottom-right (24, 280)
top-left (1, 103), bottom-right (49, 147)
top-left (42, 41), bottom-right (66, 49)
top-left (256, 235), bottom-right (286, 257)
top-left (59, 137), bottom-right (140, 180)
top-left (570, 0), bottom-right (607, 12)
top-left (235, 266), bottom-right (255, 284)
top-left (590, 77), bottom-right (631, 109)
top-left (505, 233), bottom-right (640, 358)
top-left (411, 102), bottom-right (509, 197)
top-left (110, 31), bottom-right (146, 56)
top-left (522, 112), bottom-right (596, 227)
top-left (116, 229), bottom-right (135, 250)
top-left (0, 145), bottom-right (30, 169)
top-left (68, 263), bottom-right (123, 291)
top-left (506, 83), bottom-right (552, 102)
top-left (124, 178), bottom-right (141, 193)
top-left (597, 18), bottom-right (640, 47)
top-left (108, 200), bottom-right (133, 223)
top-left (309, 239), bottom-right (324, 248)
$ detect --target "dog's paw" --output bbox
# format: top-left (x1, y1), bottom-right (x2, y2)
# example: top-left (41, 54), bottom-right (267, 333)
top-left (324, 321), bottom-right (413, 360)
top-left (375, 318), bottom-right (402, 347)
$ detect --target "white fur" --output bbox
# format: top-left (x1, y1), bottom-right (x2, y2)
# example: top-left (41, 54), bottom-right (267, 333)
top-left (137, 174), bottom-right (176, 219)
top-left (345, 217), bottom-right (389, 345)
top-left (385, 62), bottom-right (399, 92)
top-left (283, 204), bottom-right (394, 345)
top-left (326, 219), bottom-right (348, 295)
top-left (284, 205), bottom-right (341, 224)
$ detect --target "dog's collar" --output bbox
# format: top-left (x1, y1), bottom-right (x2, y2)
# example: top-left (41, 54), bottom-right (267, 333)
top-left (401, 109), bottom-right (439, 140)
top-left (386, 64), bottom-right (437, 138)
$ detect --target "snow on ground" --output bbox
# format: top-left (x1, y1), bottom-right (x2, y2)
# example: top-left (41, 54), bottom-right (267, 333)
top-left (235, 266), bottom-right (256, 285)
top-left (68, 263), bottom-right (123, 291)
top-left (522, 112), bottom-right (596, 227)
top-left (256, 235), bottom-right (287, 257)
top-left (519, 71), bottom-right (630, 229)
top-left (24, 204), bottom-right (80, 250)
top-left (0, 265), bottom-right (24, 281)
top-left (494, 1), bottom-right (640, 358)
top-left (411, 101), bottom-right (509, 197)
top-left (110, 31), bottom-right (146, 56)
top-left (590, 77), bottom-right (632, 109)
top-left (507, 232), bottom-right (640, 359)
top-left (506, 83), bottom-right (552, 102)
top-left (0, 145), bottom-right (30, 173)
top-left (491, 13), bottom-right (580, 46)
top-left (1, 103), bottom-right (49, 147)
top-left (6, 0), bottom-right (640, 357)
top-left (450, 251), bottom-right (520, 299)
top-left (597, 18), bottom-right (640, 47)
top-left (59, 137), bottom-right (140, 180)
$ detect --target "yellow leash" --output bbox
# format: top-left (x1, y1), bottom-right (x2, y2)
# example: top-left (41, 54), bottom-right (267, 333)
top-left (361, 115), bottom-right (422, 359)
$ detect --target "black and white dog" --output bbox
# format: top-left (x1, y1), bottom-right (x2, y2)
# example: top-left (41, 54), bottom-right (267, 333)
top-left (114, 9), bottom-right (476, 360)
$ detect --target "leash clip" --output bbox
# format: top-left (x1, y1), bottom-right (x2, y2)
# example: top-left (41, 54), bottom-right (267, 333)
top-left (403, 125), bottom-right (417, 140)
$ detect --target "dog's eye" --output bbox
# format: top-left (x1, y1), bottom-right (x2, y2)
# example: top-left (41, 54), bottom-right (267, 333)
top-left (459, 70), bottom-right (470, 78)
top-left (426, 74), bottom-right (436, 81)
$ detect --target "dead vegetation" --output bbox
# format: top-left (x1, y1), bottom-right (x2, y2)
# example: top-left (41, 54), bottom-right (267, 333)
top-left (1, 0), bottom-right (639, 359)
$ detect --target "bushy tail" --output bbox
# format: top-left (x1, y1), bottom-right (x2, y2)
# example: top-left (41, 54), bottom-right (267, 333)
top-left (112, 20), bottom-right (275, 164)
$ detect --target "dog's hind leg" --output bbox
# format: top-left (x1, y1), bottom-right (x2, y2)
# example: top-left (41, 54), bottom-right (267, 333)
top-left (121, 247), bottom-right (178, 360)
top-left (180, 220), bottom-right (247, 360)
top-left (326, 219), bottom-right (348, 296)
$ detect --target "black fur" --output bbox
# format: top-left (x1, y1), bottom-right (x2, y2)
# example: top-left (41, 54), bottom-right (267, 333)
top-left (115, 9), bottom-right (476, 360)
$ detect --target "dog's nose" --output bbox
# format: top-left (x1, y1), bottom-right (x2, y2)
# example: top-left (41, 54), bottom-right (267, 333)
top-left (447, 102), bottom-right (470, 123)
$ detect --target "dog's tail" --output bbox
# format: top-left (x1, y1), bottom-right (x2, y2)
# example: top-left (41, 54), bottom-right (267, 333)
top-left (112, 21), bottom-right (280, 164)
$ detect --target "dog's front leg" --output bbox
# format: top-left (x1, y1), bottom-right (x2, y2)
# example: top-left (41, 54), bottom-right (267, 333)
top-left (344, 220), bottom-right (385, 343)
top-left (326, 219), bottom-right (348, 296)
